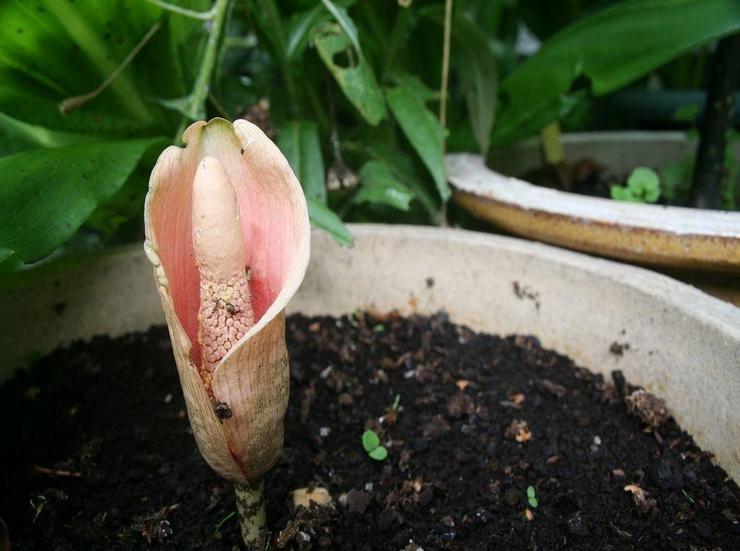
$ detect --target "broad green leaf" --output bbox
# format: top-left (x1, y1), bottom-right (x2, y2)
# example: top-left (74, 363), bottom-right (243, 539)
top-left (0, 138), bottom-right (160, 262)
top-left (278, 121), bottom-right (327, 203)
top-left (0, 0), bottom-right (206, 136)
top-left (0, 112), bottom-right (94, 156)
top-left (368, 446), bottom-right (388, 461)
top-left (362, 430), bottom-right (380, 452)
top-left (313, 23), bottom-right (386, 125)
top-left (355, 160), bottom-right (415, 211)
top-left (453, 16), bottom-right (498, 153)
top-left (386, 83), bottom-right (450, 201)
top-left (307, 196), bottom-right (353, 246)
top-left (493, 0), bottom-right (740, 146)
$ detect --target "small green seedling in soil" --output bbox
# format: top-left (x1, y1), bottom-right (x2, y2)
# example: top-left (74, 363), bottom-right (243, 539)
top-left (527, 486), bottom-right (538, 508)
top-left (362, 430), bottom-right (388, 461)
top-left (610, 167), bottom-right (661, 203)
top-left (390, 394), bottom-right (401, 411)
top-left (213, 510), bottom-right (236, 534)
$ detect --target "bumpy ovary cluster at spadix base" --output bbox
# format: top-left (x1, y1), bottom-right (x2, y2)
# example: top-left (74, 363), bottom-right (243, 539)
top-left (191, 155), bottom-right (255, 389)
top-left (199, 272), bottom-right (254, 373)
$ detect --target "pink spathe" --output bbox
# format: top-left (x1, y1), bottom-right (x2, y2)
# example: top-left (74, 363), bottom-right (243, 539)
top-left (144, 118), bottom-right (310, 483)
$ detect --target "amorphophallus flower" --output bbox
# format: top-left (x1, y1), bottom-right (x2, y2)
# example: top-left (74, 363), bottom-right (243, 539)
top-left (143, 118), bottom-right (310, 547)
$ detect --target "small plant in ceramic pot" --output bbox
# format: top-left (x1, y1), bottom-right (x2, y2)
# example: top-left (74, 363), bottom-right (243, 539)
top-left (143, 117), bottom-right (310, 548)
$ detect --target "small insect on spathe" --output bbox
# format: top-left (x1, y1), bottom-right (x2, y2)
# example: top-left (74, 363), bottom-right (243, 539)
top-left (211, 399), bottom-right (233, 422)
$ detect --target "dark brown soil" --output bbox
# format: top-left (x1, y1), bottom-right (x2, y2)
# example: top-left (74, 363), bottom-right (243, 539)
top-left (1, 312), bottom-right (738, 550)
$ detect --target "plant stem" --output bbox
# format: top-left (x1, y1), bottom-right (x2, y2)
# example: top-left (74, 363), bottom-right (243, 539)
top-left (235, 479), bottom-right (266, 549)
top-left (175, 0), bottom-right (231, 140)
top-left (439, 0), bottom-right (454, 149)
top-left (59, 22), bottom-right (162, 114)
top-left (540, 122), bottom-right (565, 165)
top-left (691, 33), bottom-right (740, 209)
top-left (144, 0), bottom-right (217, 20)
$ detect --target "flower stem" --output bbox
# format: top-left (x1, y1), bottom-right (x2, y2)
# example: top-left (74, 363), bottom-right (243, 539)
top-left (439, 0), bottom-right (454, 147)
top-left (235, 479), bottom-right (266, 549)
top-left (175, 0), bottom-right (231, 140)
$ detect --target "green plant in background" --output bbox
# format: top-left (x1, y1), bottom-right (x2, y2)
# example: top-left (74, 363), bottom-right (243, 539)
top-left (361, 429), bottom-right (388, 461)
top-left (494, 0), bottom-right (740, 147)
top-left (1, 0), bottom-right (738, 273)
top-left (0, 0), bottom-right (506, 271)
top-left (497, 0), bottom-right (740, 208)
top-left (611, 167), bottom-right (662, 203)
top-left (526, 485), bottom-right (538, 508)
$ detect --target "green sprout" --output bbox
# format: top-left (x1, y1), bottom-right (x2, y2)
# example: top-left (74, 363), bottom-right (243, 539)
top-left (213, 510), bottom-right (236, 534)
top-left (610, 167), bottom-right (661, 204)
top-left (389, 394), bottom-right (401, 412)
top-left (526, 486), bottom-right (538, 508)
top-left (362, 430), bottom-right (388, 461)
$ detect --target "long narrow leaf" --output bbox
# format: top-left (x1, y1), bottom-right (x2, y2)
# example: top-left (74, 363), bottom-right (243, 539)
top-left (278, 121), bottom-right (327, 203)
top-left (386, 83), bottom-right (450, 201)
top-left (307, 196), bottom-right (353, 245)
top-left (320, 0), bottom-right (362, 55)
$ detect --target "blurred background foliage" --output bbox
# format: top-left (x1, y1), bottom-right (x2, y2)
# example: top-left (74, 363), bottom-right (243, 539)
top-left (0, 0), bottom-right (738, 271)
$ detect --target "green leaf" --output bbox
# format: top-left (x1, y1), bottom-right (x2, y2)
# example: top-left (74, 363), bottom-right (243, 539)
top-left (307, 196), bottom-right (353, 246)
top-left (453, 16), bottom-right (498, 153)
top-left (672, 104), bottom-right (702, 123)
top-left (320, 0), bottom-right (362, 55)
top-left (369, 145), bottom-right (439, 218)
top-left (494, 0), bottom-right (740, 146)
top-left (610, 185), bottom-right (639, 202)
top-left (250, 0), bottom-right (288, 60)
top-left (153, 94), bottom-right (204, 122)
top-left (355, 160), bottom-right (415, 211)
top-left (627, 167), bottom-right (661, 203)
top-left (0, 0), bottom-right (204, 136)
top-left (0, 112), bottom-right (94, 156)
top-left (0, 138), bottom-right (160, 262)
top-left (278, 121), bottom-right (327, 203)
top-left (368, 446), bottom-right (388, 461)
top-left (313, 23), bottom-right (386, 125)
top-left (386, 83), bottom-right (450, 201)
top-left (286, 5), bottom-right (330, 62)
top-left (362, 430), bottom-right (380, 452)
top-left (390, 73), bottom-right (439, 103)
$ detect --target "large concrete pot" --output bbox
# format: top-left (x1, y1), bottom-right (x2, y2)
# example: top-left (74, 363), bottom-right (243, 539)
top-left (1, 226), bottom-right (738, 481)
top-left (447, 132), bottom-right (740, 302)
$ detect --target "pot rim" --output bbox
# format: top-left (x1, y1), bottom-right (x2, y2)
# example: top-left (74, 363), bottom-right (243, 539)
top-left (447, 153), bottom-right (740, 238)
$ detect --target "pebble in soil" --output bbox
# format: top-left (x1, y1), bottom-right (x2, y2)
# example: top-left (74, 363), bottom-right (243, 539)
top-left (0, 312), bottom-right (738, 550)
